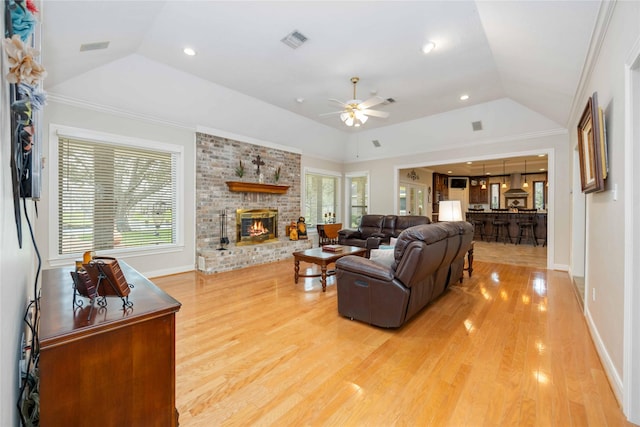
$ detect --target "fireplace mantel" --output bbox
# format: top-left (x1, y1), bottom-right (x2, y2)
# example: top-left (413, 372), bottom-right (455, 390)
top-left (225, 181), bottom-right (289, 194)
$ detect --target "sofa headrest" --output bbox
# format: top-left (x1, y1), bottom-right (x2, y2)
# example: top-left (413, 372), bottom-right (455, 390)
top-left (393, 223), bottom-right (451, 262)
top-left (395, 215), bottom-right (430, 230)
top-left (436, 221), bottom-right (473, 237)
top-left (381, 215), bottom-right (397, 232)
top-left (359, 215), bottom-right (384, 229)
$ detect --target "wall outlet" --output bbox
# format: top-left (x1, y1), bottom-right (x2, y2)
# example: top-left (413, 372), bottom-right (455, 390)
top-left (592, 287), bottom-right (596, 301)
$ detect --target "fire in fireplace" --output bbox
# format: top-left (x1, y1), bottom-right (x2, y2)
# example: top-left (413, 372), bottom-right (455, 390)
top-left (236, 209), bottom-right (278, 245)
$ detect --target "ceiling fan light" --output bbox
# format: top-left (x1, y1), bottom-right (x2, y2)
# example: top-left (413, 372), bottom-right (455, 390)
top-left (344, 116), bottom-right (354, 127)
top-left (354, 111), bottom-right (368, 123)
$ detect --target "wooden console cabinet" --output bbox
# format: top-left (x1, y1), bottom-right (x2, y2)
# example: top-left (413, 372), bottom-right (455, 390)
top-left (39, 262), bottom-right (181, 426)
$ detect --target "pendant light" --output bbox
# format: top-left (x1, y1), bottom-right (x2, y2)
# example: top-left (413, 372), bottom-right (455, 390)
top-left (523, 160), bottom-right (529, 188)
top-left (501, 160), bottom-right (507, 189)
top-left (481, 164), bottom-right (487, 189)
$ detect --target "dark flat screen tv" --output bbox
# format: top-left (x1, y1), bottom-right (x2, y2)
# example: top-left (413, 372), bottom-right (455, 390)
top-left (450, 178), bottom-right (467, 189)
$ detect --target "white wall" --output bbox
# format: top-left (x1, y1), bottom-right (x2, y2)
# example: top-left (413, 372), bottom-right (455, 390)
top-left (568, 0), bottom-right (640, 406)
top-left (39, 101), bottom-right (197, 277)
top-left (0, 16), bottom-right (37, 426)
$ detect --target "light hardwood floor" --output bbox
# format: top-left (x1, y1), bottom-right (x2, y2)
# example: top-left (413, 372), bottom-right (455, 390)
top-left (473, 240), bottom-right (547, 269)
top-left (154, 258), bottom-right (633, 426)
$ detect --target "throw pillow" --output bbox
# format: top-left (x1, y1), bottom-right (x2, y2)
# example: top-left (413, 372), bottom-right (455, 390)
top-left (369, 246), bottom-right (395, 267)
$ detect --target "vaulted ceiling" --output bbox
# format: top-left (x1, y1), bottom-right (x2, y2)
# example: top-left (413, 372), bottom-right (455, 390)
top-left (42, 1), bottom-right (601, 134)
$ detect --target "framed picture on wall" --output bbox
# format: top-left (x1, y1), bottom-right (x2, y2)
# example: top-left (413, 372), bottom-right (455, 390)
top-left (577, 93), bottom-right (605, 193)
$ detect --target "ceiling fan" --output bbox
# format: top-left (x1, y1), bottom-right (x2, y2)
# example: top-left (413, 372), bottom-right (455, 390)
top-left (321, 77), bottom-right (390, 127)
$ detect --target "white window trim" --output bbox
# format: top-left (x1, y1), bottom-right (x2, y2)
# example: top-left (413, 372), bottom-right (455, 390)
top-left (48, 124), bottom-right (185, 265)
top-left (302, 167), bottom-right (342, 227)
top-left (344, 170), bottom-right (369, 225)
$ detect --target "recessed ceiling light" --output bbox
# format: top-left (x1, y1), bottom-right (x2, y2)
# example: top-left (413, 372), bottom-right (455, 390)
top-left (460, 94), bottom-right (470, 101)
top-left (466, 161), bottom-right (473, 165)
top-left (540, 168), bottom-right (546, 171)
top-left (295, 97), bottom-right (304, 103)
top-left (447, 170), bottom-right (453, 174)
top-left (538, 154), bottom-right (546, 157)
top-left (422, 41), bottom-right (436, 54)
top-left (183, 47), bottom-right (196, 56)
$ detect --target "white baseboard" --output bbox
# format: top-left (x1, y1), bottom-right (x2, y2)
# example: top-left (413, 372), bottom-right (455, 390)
top-left (552, 263), bottom-right (569, 271)
top-left (585, 307), bottom-right (624, 404)
top-left (145, 264), bottom-right (195, 279)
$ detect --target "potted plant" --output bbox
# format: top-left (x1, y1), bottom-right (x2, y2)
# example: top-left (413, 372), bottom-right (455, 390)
top-left (235, 160), bottom-right (245, 179)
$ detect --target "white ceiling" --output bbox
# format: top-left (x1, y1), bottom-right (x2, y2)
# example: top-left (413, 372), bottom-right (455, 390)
top-left (41, 1), bottom-right (601, 133)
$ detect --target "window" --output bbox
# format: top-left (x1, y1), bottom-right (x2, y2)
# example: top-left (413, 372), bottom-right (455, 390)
top-left (304, 170), bottom-right (340, 226)
top-left (490, 183), bottom-right (500, 209)
top-left (346, 173), bottom-right (368, 228)
top-left (533, 181), bottom-right (545, 209)
top-left (57, 133), bottom-right (180, 255)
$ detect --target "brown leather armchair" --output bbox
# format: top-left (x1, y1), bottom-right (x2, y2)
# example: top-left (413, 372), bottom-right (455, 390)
top-left (335, 221), bottom-right (473, 328)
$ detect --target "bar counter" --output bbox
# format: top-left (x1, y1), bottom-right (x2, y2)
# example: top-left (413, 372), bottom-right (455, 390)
top-left (465, 211), bottom-right (547, 244)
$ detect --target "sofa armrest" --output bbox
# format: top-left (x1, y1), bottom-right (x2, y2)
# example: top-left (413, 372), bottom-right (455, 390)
top-left (336, 256), bottom-right (409, 328)
top-left (338, 229), bottom-right (361, 240)
top-left (336, 255), bottom-right (394, 282)
top-left (365, 236), bottom-right (382, 250)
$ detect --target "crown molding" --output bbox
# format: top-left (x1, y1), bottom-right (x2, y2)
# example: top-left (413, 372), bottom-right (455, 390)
top-left (567, 0), bottom-right (617, 127)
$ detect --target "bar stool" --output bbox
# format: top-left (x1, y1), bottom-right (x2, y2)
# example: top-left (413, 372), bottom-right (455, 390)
top-left (467, 208), bottom-right (486, 242)
top-left (491, 209), bottom-right (511, 244)
top-left (516, 209), bottom-right (537, 246)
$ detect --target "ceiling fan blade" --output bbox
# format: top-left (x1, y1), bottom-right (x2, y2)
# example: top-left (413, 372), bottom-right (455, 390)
top-left (361, 109), bottom-right (390, 118)
top-left (319, 110), bottom-right (345, 117)
top-left (329, 98), bottom-right (348, 107)
top-left (358, 96), bottom-right (385, 110)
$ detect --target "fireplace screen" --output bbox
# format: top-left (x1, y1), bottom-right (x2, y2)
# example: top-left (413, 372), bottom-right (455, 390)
top-left (236, 209), bottom-right (278, 245)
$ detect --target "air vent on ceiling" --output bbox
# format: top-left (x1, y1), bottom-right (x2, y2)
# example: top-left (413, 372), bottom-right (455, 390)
top-left (281, 30), bottom-right (308, 49)
top-left (383, 98), bottom-right (396, 105)
top-left (80, 41), bottom-right (110, 52)
top-left (471, 120), bottom-right (483, 131)
top-left (372, 140), bottom-right (381, 148)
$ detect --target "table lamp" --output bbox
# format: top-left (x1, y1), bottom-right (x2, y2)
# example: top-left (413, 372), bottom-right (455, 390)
top-left (439, 200), bottom-right (463, 221)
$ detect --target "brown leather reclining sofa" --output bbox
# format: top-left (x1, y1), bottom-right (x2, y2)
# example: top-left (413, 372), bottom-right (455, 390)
top-left (335, 221), bottom-right (474, 328)
top-left (337, 214), bottom-right (430, 251)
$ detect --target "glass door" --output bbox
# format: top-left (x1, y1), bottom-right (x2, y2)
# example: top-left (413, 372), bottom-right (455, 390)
top-left (399, 183), bottom-right (425, 215)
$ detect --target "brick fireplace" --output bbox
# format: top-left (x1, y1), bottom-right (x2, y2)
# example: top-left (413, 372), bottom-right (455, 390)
top-left (195, 131), bottom-right (311, 274)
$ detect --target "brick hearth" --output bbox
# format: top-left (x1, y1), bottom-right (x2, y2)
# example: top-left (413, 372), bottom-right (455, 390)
top-left (198, 239), bottom-right (312, 274)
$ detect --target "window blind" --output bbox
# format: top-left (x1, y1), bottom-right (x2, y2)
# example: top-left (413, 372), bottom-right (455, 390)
top-left (304, 173), bottom-right (339, 226)
top-left (58, 137), bottom-right (177, 255)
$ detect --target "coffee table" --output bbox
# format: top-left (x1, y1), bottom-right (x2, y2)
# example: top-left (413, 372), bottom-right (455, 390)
top-left (293, 245), bottom-right (367, 292)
